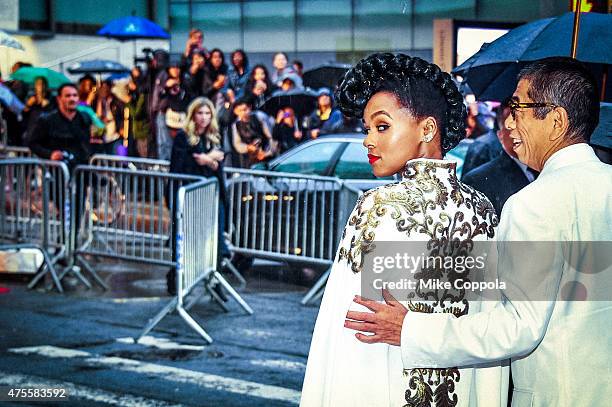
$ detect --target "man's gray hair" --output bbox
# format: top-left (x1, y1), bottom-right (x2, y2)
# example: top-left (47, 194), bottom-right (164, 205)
top-left (518, 57), bottom-right (599, 143)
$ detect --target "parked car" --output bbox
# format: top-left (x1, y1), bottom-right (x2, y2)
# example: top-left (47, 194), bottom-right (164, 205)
top-left (251, 133), bottom-right (395, 191)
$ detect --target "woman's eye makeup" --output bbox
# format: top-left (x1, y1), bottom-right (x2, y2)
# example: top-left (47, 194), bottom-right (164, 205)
top-left (363, 123), bottom-right (389, 134)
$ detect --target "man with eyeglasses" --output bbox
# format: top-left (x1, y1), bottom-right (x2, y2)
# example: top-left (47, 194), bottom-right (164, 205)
top-left (344, 57), bottom-right (612, 406)
top-left (462, 99), bottom-right (537, 216)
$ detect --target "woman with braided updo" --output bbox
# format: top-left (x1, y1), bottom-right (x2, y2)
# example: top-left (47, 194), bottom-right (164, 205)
top-left (301, 53), bottom-right (508, 407)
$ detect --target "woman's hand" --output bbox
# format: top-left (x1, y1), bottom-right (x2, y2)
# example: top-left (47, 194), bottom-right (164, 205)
top-left (226, 89), bottom-right (236, 104)
top-left (253, 80), bottom-right (266, 96)
top-left (246, 140), bottom-right (260, 154)
top-left (208, 149), bottom-right (225, 162)
top-left (86, 88), bottom-right (97, 106)
top-left (213, 75), bottom-right (227, 90)
top-left (293, 130), bottom-right (302, 140)
top-left (193, 153), bottom-right (218, 170)
top-left (50, 150), bottom-right (64, 161)
top-left (255, 150), bottom-right (266, 161)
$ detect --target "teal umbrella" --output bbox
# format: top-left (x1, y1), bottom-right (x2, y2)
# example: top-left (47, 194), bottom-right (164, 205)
top-left (10, 67), bottom-right (71, 89)
top-left (76, 105), bottom-right (105, 129)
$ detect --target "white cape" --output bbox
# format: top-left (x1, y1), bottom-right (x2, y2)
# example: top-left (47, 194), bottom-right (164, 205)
top-left (301, 159), bottom-right (509, 407)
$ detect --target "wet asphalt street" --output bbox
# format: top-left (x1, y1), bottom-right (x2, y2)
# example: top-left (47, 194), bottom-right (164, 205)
top-left (0, 260), bottom-right (320, 406)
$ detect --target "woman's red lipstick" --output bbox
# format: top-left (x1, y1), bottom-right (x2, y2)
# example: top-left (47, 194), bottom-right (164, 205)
top-left (368, 154), bottom-right (380, 164)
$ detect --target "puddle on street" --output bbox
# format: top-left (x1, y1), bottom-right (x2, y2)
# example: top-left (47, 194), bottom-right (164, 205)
top-left (104, 348), bottom-right (223, 361)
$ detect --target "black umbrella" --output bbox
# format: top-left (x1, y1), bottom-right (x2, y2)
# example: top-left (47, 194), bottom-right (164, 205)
top-left (68, 59), bottom-right (130, 75)
top-left (261, 89), bottom-right (318, 118)
top-left (303, 63), bottom-right (351, 90)
top-left (453, 12), bottom-right (612, 101)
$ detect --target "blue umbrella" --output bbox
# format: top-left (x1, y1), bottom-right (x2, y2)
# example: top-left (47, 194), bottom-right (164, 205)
top-left (68, 59), bottom-right (129, 74)
top-left (97, 16), bottom-right (169, 40)
top-left (453, 12), bottom-right (612, 101)
top-left (104, 72), bottom-right (130, 82)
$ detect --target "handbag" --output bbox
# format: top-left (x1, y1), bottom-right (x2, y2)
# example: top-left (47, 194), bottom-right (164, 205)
top-left (165, 108), bottom-right (187, 130)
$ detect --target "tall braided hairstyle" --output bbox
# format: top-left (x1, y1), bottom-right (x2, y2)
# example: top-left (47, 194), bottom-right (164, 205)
top-left (335, 53), bottom-right (465, 155)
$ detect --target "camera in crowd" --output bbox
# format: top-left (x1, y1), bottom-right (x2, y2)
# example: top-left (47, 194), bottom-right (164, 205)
top-left (61, 151), bottom-right (76, 168)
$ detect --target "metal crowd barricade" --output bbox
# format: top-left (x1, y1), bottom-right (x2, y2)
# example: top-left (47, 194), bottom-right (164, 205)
top-left (89, 154), bottom-right (170, 172)
top-left (69, 165), bottom-right (251, 342)
top-left (300, 183), bottom-right (362, 305)
top-left (70, 165), bottom-right (201, 286)
top-left (0, 158), bottom-right (71, 292)
top-left (91, 154), bottom-right (246, 287)
top-left (137, 178), bottom-right (253, 344)
top-left (223, 167), bottom-right (362, 305)
top-left (0, 145), bottom-right (32, 159)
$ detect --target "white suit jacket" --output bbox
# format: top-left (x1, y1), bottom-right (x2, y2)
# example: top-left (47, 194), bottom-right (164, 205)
top-left (401, 144), bottom-right (612, 406)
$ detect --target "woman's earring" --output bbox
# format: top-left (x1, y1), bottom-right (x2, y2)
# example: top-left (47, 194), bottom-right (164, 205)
top-left (422, 132), bottom-right (434, 143)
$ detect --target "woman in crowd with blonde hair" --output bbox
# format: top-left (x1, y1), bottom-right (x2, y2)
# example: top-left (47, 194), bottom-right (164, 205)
top-left (167, 97), bottom-right (230, 294)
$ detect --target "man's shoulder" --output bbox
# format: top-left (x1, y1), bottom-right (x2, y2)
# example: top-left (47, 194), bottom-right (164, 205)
top-left (76, 110), bottom-right (92, 125)
top-left (504, 162), bottom-right (596, 215)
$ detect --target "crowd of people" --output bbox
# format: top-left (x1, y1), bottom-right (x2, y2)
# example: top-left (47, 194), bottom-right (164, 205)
top-left (1, 28), bottom-right (362, 172)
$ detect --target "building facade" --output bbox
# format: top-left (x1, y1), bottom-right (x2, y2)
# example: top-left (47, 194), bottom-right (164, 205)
top-left (3, 0), bottom-right (578, 75)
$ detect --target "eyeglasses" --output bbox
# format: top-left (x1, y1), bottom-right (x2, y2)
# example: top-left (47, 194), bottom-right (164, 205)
top-left (507, 99), bottom-right (557, 120)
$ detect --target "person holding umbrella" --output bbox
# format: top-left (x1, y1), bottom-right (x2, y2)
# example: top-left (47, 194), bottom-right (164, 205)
top-left (6, 61), bottom-right (32, 102)
top-left (0, 80), bottom-right (25, 145)
top-left (23, 76), bottom-right (55, 140)
top-left (92, 79), bottom-right (125, 155)
top-left (77, 74), bottom-right (96, 107)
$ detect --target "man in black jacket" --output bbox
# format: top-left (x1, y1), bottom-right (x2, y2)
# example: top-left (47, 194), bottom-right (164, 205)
top-left (28, 83), bottom-right (95, 236)
top-left (28, 83), bottom-right (93, 171)
top-left (462, 101), bottom-right (537, 216)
